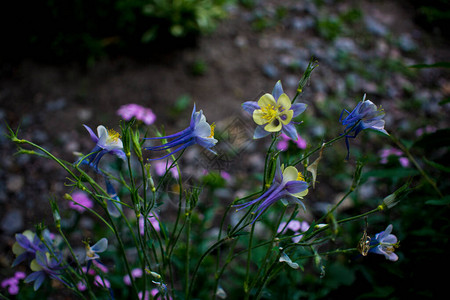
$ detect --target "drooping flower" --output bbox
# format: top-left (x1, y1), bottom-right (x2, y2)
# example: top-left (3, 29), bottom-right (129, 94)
top-left (234, 161), bottom-right (308, 222)
top-left (68, 191), bottom-right (94, 213)
top-left (117, 103), bottom-right (156, 125)
top-left (145, 104), bottom-right (217, 160)
top-left (242, 81), bottom-right (307, 140)
top-left (24, 250), bottom-right (66, 291)
top-left (369, 224), bottom-right (399, 261)
top-left (339, 94), bottom-right (388, 159)
top-left (78, 125), bottom-right (126, 171)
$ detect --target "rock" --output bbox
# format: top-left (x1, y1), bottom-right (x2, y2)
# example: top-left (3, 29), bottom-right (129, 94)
top-left (262, 63), bottom-right (279, 79)
top-left (6, 175), bottom-right (24, 193)
top-left (364, 16), bottom-right (388, 37)
top-left (1, 209), bottom-right (24, 234)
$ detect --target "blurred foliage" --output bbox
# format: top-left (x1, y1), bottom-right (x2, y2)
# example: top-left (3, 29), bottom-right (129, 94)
top-left (1, 0), bottom-right (232, 63)
top-left (408, 0), bottom-right (450, 37)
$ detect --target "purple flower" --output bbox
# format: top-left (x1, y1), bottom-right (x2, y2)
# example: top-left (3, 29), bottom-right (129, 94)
top-left (234, 161), bottom-right (308, 223)
top-left (12, 230), bottom-right (49, 267)
top-left (242, 81), bottom-right (307, 140)
top-left (339, 95), bottom-right (388, 159)
top-left (24, 250), bottom-right (66, 291)
top-left (94, 275), bottom-right (111, 288)
top-left (117, 103), bottom-right (156, 125)
top-left (68, 191), bottom-right (94, 213)
top-left (379, 148), bottom-right (410, 167)
top-left (146, 104), bottom-right (217, 160)
top-left (369, 224), bottom-right (399, 261)
top-left (78, 125), bottom-right (126, 171)
top-left (153, 159), bottom-right (179, 179)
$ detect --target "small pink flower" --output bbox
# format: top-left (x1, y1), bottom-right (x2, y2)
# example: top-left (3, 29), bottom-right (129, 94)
top-left (276, 133), bottom-right (307, 151)
top-left (93, 260), bottom-right (109, 273)
top-left (153, 160), bottom-right (179, 179)
top-left (69, 191), bottom-right (94, 213)
top-left (77, 281), bottom-right (87, 291)
top-left (117, 104), bottom-right (156, 125)
top-left (94, 275), bottom-right (110, 288)
top-left (1, 277), bottom-right (20, 295)
top-left (139, 213), bottom-right (161, 235)
top-left (380, 148), bottom-right (410, 167)
top-left (278, 220), bottom-right (309, 243)
top-left (124, 268), bottom-right (144, 286)
top-left (220, 171), bottom-right (231, 181)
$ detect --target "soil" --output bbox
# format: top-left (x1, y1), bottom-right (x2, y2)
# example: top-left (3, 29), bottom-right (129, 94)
top-left (1, 0), bottom-right (450, 295)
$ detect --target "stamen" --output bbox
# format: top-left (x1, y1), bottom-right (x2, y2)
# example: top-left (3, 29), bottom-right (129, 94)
top-left (296, 172), bottom-right (305, 181)
top-left (108, 129), bottom-right (121, 142)
top-left (261, 104), bottom-right (278, 121)
top-left (208, 123), bottom-right (216, 138)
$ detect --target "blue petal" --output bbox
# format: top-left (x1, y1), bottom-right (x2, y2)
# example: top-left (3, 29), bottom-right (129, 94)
top-left (272, 80), bottom-right (284, 100)
top-left (291, 103), bottom-right (307, 117)
top-left (281, 123), bottom-right (298, 141)
top-left (253, 126), bottom-right (271, 139)
top-left (242, 101), bottom-right (260, 114)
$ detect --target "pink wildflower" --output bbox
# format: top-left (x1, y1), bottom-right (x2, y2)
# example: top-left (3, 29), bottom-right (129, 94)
top-left (380, 148), bottom-right (410, 167)
top-left (139, 213), bottom-right (161, 235)
top-left (124, 268), bottom-right (143, 286)
top-left (69, 191), bottom-right (94, 213)
top-left (276, 133), bottom-right (307, 151)
top-left (94, 275), bottom-right (110, 288)
top-left (117, 104), bottom-right (156, 125)
top-left (278, 220), bottom-right (310, 243)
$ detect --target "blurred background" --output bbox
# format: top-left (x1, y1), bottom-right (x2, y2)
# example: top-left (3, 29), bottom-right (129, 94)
top-left (1, 0), bottom-right (450, 299)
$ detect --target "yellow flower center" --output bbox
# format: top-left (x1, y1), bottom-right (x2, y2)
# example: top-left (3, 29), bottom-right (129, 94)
top-left (261, 104), bottom-right (279, 122)
top-left (208, 123), bottom-right (216, 138)
top-left (108, 129), bottom-right (121, 143)
top-left (296, 172), bottom-right (305, 181)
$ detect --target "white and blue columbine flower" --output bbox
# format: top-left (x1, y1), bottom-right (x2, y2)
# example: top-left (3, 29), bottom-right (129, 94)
top-left (242, 81), bottom-right (307, 140)
top-left (369, 224), bottom-right (399, 261)
top-left (339, 94), bottom-right (388, 159)
top-left (146, 104), bottom-right (217, 160)
top-left (78, 125), bottom-right (126, 171)
top-left (234, 160), bottom-right (308, 223)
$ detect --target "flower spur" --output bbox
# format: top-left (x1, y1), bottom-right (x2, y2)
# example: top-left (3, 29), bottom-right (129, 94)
top-left (145, 104), bottom-right (217, 160)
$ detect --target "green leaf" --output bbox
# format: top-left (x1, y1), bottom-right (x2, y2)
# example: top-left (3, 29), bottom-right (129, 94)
top-left (425, 196), bottom-right (450, 205)
top-left (409, 62), bottom-right (450, 69)
top-left (423, 157), bottom-right (450, 172)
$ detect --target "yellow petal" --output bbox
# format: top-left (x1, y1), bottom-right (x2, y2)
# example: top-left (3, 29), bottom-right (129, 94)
top-left (283, 166), bottom-right (299, 182)
top-left (277, 93), bottom-right (292, 110)
top-left (264, 118), bottom-right (282, 132)
top-left (279, 109), bottom-right (293, 125)
top-left (257, 93), bottom-right (276, 108)
top-left (253, 109), bottom-right (268, 125)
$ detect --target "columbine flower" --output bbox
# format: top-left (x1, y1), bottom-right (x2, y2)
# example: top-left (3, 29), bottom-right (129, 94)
top-left (242, 81), bottom-right (307, 139)
top-left (11, 230), bottom-right (53, 267)
top-left (369, 224), bottom-right (399, 261)
top-left (117, 103), bottom-right (156, 125)
top-left (234, 161), bottom-right (308, 222)
top-left (84, 238), bottom-right (108, 267)
top-left (24, 251), bottom-right (66, 291)
top-left (339, 94), bottom-right (388, 159)
top-left (78, 125), bottom-right (126, 171)
top-left (146, 104), bottom-right (217, 160)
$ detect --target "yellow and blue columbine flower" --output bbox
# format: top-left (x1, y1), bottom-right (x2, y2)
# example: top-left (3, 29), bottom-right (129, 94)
top-left (146, 104), bottom-right (217, 160)
top-left (242, 81), bottom-right (307, 140)
top-left (339, 95), bottom-right (388, 159)
top-left (234, 161), bottom-right (308, 222)
top-left (78, 125), bottom-right (126, 171)
top-left (369, 224), bottom-right (399, 261)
